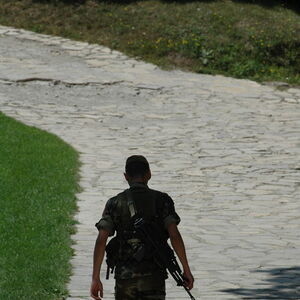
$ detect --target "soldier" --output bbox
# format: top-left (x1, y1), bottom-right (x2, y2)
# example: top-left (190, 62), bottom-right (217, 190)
top-left (90, 155), bottom-right (194, 300)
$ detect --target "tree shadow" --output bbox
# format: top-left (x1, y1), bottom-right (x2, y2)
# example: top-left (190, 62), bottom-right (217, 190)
top-left (222, 267), bottom-right (300, 299)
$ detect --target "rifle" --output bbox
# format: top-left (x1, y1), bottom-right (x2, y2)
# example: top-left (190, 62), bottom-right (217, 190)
top-left (134, 217), bottom-right (196, 300)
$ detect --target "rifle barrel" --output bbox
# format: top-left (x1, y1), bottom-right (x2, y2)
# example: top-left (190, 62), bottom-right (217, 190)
top-left (106, 265), bottom-right (110, 280)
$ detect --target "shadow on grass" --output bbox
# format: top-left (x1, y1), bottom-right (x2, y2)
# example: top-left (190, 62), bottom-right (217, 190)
top-left (32, 0), bottom-right (86, 4)
top-left (233, 0), bottom-right (300, 14)
top-left (31, 0), bottom-right (300, 11)
top-left (222, 267), bottom-right (300, 299)
top-left (162, 0), bottom-right (300, 13)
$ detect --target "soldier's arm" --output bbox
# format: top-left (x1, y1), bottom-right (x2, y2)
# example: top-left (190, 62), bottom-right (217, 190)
top-left (167, 223), bottom-right (194, 290)
top-left (91, 229), bottom-right (109, 300)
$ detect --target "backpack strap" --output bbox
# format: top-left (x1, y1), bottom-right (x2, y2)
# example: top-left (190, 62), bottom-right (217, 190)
top-left (125, 189), bottom-right (137, 218)
top-left (119, 187), bottom-right (159, 222)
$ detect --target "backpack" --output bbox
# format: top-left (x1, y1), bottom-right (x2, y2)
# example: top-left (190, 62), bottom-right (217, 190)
top-left (105, 188), bottom-right (165, 278)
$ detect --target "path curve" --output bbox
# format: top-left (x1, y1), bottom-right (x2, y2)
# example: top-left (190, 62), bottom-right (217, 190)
top-left (1, 25), bottom-right (300, 300)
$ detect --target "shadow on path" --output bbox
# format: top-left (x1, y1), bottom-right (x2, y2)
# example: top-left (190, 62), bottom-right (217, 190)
top-left (222, 267), bottom-right (300, 299)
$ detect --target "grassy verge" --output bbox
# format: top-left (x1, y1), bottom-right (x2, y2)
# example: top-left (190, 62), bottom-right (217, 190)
top-left (0, 0), bottom-right (299, 84)
top-left (0, 113), bottom-right (79, 300)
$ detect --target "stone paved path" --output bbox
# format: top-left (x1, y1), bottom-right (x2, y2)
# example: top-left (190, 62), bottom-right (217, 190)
top-left (1, 25), bottom-right (300, 300)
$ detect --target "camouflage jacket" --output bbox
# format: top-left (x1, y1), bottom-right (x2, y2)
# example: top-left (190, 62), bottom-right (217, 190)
top-left (95, 182), bottom-right (180, 280)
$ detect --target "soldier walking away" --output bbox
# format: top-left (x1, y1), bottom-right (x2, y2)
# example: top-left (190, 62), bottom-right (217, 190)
top-left (90, 155), bottom-right (194, 300)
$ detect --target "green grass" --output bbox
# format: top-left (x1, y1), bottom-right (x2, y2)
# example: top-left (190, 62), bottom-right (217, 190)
top-left (0, 113), bottom-right (80, 300)
top-left (0, 0), bottom-right (299, 84)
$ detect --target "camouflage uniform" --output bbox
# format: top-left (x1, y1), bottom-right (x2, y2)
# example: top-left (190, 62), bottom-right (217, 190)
top-left (115, 275), bottom-right (166, 300)
top-left (96, 182), bottom-right (180, 300)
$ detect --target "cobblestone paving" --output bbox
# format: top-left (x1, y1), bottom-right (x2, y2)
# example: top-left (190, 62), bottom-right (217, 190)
top-left (1, 25), bottom-right (300, 300)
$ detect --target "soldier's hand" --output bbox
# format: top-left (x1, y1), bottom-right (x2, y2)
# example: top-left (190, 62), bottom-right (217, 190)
top-left (183, 270), bottom-right (194, 290)
top-left (90, 278), bottom-right (103, 300)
